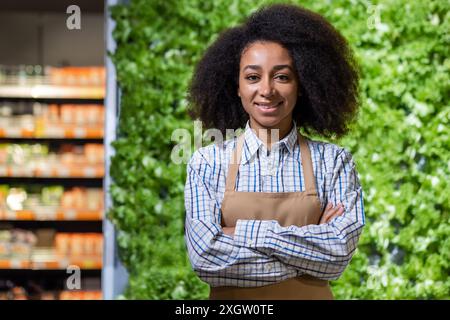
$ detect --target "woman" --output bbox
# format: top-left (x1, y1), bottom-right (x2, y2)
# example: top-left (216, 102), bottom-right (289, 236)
top-left (184, 4), bottom-right (365, 300)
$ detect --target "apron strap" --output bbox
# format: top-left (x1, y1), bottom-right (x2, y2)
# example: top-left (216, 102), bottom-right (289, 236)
top-left (225, 129), bottom-right (317, 194)
top-left (225, 133), bottom-right (245, 192)
top-left (298, 133), bottom-right (317, 195)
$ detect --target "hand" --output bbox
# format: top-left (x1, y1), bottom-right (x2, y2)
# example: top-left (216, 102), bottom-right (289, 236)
top-left (319, 202), bottom-right (345, 224)
top-left (222, 226), bottom-right (236, 237)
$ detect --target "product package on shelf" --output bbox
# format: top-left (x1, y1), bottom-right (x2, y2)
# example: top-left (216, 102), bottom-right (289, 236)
top-left (0, 229), bottom-right (37, 264)
top-left (0, 102), bottom-right (104, 139)
top-left (0, 185), bottom-right (103, 220)
top-left (0, 65), bottom-right (105, 99)
top-left (0, 65), bottom-right (105, 87)
top-left (0, 142), bottom-right (104, 178)
top-left (0, 227), bottom-right (103, 270)
top-left (0, 283), bottom-right (102, 300)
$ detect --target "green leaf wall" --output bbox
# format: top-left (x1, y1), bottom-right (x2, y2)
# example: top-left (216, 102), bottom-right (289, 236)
top-left (108, 0), bottom-right (449, 299)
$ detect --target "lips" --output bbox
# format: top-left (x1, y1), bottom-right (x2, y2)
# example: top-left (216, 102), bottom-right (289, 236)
top-left (254, 101), bottom-right (283, 112)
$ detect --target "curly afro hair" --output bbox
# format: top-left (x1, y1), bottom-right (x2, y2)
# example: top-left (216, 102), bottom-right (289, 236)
top-left (187, 3), bottom-right (360, 139)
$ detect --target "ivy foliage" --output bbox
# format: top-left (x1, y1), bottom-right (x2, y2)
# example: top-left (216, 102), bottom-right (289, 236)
top-left (109, 0), bottom-right (449, 299)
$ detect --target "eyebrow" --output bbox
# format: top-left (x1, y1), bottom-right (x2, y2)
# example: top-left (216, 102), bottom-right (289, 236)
top-left (242, 64), bottom-right (294, 72)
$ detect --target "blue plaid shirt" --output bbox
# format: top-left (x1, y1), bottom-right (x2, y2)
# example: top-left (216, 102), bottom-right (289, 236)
top-left (184, 120), bottom-right (365, 287)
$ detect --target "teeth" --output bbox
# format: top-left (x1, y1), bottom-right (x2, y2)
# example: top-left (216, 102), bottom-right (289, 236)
top-left (257, 102), bottom-right (279, 109)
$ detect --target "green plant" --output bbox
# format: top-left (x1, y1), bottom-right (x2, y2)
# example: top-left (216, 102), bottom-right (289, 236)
top-left (109, 0), bottom-right (449, 299)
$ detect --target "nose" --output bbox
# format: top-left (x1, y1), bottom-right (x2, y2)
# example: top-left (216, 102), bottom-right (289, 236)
top-left (259, 78), bottom-right (275, 98)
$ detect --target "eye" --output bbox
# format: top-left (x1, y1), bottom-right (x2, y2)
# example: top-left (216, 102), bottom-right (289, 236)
top-left (275, 74), bottom-right (289, 81)
top-left (245, 75), bottom-right (260, 81)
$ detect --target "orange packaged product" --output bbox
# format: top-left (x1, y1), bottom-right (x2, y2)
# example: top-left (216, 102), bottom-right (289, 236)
top-left (48, 104), bottom-right (59, 123)
top-left (10, 242), bottom-right (32, 257)
top-left (59, 291), bottom-right (74, 300)
top-left (86, 105), bottom-right (100, 124)
top-left (59, 291), bottom-right (67, 300)
top-left (70, 234), bottom-right (84, 257)
top-left (76, 188), bottom-right (86, 209)
top-left (84, 144), bottom-right (104, 164)
top-left (49, 67), bottom-right (63, 85)
top-left (79, 69), bottom-right (89, 86)
top-left (83, 291), bottom-right (96, 300)
top-left (97, 105), bottom-right (105, 125)
top-left (94, 234), bottom-right (103, 256)
top-left (74, 105), bottom-right (86, 125)
top-left (64, 67), bottom-right (77, 86)
top-left (83, 233), bottom-right (96, 256)
top-left (60, 104), bottom-right (73, 124)
top-left (54, 233), bottom-right (70, 256)
top-left (61, 190), bottom-right (75, 209)
top-left (12, 286), bottom-right (28, 300)
top-left (86, 189), bottom-right (102, 211)
top-left (40, 291), bottom-right (57, 300)
top-left (0, 242), bottom-right (9, 257)
top-left (75, 291), bottom-right (85, 300)
top-left (94, 67), bottom-right (106, 86)
top-left (59, 291), bottom-right (68, 300)
top-left (0, 146), bottom-right (8, 164)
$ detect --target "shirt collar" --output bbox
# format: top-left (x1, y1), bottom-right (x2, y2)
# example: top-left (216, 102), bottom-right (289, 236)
top-left (241, 120), bottom-right (298, 164)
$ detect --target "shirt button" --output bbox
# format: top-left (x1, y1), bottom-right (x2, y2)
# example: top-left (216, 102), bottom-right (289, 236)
top-left (266, 264), bottom-right (272, 271)
top-left (247, 239), bottom-right (254, 246)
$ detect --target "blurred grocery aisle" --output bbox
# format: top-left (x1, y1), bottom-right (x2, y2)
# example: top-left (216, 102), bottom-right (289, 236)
top-left (0, 0), bottom-right (105, 300)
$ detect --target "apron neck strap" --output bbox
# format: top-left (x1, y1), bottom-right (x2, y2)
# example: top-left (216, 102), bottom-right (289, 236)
top-left (298, 133), bottom-right (317, 193)
top-left (225, 130), bottom-right (317, 194)
top-left (225, 134), bottom-right (245, 192)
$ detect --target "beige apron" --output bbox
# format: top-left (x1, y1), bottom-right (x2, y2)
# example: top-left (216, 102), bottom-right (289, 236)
top-left (209, 132), bottom-right (334, 300)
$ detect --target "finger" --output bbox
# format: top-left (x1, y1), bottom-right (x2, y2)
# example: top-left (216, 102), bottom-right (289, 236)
top-left (322, 203), bottom-right (336, 216)
top-left (323, 203), bottom-right (340, 218)
top-left (320, 203), bottom-right (332, 217)
top-left (322, 203), bottom-right (335, 215)
top-left (329, 205), bottom-right (345, 222)
top-left (323, 204), bottom-right (344, 223)
top-left (321, 206), bottom-right (337, 224)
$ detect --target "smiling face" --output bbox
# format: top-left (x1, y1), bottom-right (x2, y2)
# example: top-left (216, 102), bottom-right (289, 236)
top-left (238, 41), bottom-right (299, 136)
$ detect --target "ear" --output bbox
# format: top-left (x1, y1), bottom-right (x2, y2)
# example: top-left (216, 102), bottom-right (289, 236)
top-left (237, 87), bottom-right (241, 97)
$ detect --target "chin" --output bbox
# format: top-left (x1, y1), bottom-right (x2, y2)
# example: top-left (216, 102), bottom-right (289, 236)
top-left (254, 117), bottom-right (284, 128)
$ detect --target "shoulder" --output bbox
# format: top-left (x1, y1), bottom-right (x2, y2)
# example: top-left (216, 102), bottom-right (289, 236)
top-left (306, 138), bottom-right (356, 171)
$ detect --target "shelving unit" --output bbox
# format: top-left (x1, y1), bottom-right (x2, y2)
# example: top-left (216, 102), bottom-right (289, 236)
top-left (0, 0), bottom-right (129, 300)
top-left (0, 66), bottom-right (105, 300)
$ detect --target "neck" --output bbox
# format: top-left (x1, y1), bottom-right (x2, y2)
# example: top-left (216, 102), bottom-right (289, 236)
top-left (249, 121), bottom-right (293, 149)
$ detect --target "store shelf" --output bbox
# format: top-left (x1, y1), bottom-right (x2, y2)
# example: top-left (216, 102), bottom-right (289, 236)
top-left (0, 127), bottom-right (103, 139)
top-left (0, 179), bottom-right (103, 190)
top-left (0, 259), bottom-right (31, 269)
top-left (0, 166), bottom-right (104, 178)
top-left (0, 269), bottom-right (101, 276)
top-left (0, 245), bottom-right (102, 270)
top-left (0, 209), bottom-right (102, 221)
top-left (59, 291), bottom-right (103, 300)
top-left (0, 85), bottom-right (105, 100)
top-left (0, 259), bottom-right (102, 270)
